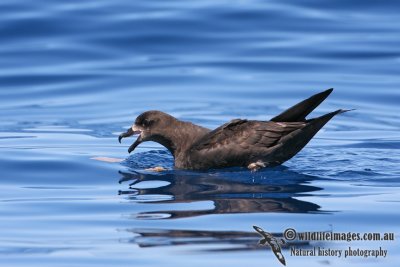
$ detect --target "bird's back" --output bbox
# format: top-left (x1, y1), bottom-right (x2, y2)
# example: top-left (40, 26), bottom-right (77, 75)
top-left (185, 119), bottom-right (305, 170)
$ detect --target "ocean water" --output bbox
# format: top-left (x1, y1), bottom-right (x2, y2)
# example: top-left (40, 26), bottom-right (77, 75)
top-left (0, 0), bottom-right (399, 266)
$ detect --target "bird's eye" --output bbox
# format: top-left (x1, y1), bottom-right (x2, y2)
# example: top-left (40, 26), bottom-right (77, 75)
top-left (142, 119), bottom-right (152, 127)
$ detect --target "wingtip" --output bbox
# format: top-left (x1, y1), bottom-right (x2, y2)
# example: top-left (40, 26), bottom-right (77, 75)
top-left (270, 88), bottom-right (335, 122)
top-left (337, 108), bottom-right (356, 114)
top-left (322, 88), bottom-right (334, 95)
top-left (253, 225), bottom-right (262, 232)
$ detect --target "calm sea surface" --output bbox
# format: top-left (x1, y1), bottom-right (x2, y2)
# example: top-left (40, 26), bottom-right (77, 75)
top-left (0, 1), bottom-right (399, 266)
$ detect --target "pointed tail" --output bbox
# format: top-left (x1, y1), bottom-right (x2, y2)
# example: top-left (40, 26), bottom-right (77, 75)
top-left (271, 88), bottom-right (333, 122)
top-left (267, 109), bottom-right (352, 165)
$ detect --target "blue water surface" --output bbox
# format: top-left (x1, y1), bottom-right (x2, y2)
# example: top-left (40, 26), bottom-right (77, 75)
top-left (0, 1), bottom-right (399, 266)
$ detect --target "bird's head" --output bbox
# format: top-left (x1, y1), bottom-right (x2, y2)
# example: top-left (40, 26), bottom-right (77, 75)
top-left (118, 110), bottom-right (177, 153)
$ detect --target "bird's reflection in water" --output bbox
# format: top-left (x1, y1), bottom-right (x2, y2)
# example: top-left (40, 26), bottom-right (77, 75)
top-left (125, 228), bottom-right (310, 252)
top-left (118, 166), bottom-right (323, 219)
top-left (118, 165), bottom-right (325, 252)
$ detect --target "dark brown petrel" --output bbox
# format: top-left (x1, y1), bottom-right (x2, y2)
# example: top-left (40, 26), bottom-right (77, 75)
top-left (119, 89), bottom-right (349, 170)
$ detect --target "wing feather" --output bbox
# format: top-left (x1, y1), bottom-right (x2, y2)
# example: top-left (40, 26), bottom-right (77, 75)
top-left (188, 119), bottom-right (305, 168)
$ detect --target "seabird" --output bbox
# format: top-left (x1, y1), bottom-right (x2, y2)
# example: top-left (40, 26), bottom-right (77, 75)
top-left (119, 89), bottom-right (349, 170)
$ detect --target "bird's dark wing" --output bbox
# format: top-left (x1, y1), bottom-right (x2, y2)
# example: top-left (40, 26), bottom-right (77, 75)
top-left (188, 119), bottom-right (305, 168)
top-left (253, 225), bottom-right (267, 237)
top-left (270, 88), bottom-right (333, 122)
